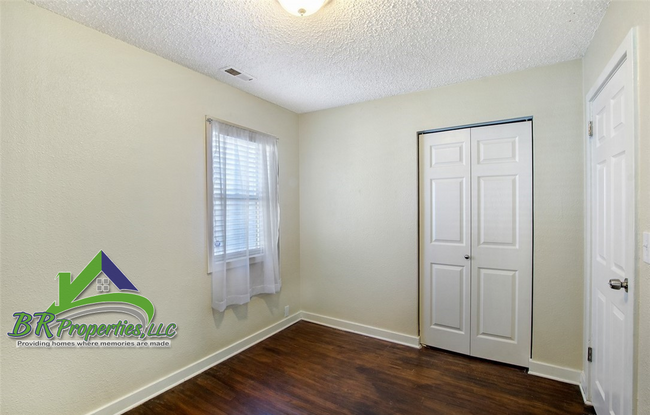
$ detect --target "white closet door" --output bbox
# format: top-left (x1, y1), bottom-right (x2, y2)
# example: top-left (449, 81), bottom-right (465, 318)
top-left (469, 121), bottom-right (532, 367)
top-left (419, 129), bottom-right (471, 354)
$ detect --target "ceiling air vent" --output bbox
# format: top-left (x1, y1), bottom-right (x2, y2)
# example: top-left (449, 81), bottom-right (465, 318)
top-left (221, 67), bottom-right (254, 82)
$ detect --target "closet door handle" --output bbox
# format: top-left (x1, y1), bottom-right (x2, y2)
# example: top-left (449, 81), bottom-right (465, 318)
top-left (464, 255), bottom-right (470, 260)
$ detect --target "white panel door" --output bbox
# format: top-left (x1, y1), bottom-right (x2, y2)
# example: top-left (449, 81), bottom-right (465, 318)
top-left (469, 121), bottom-right (533, 367)
top-left (420, 129), bottom-right (471, 354)
top-left (420, 121), bottom-right (532, 367)
top-left (589, 55), bottom-right (634, 415)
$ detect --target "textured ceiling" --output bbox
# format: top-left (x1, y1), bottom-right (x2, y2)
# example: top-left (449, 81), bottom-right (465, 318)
top-left (28, 0), bottom-right (609, 113)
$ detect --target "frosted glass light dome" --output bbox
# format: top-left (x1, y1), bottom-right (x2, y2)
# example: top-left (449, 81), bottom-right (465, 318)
top-left (278, 0), bottom-right (326, 16)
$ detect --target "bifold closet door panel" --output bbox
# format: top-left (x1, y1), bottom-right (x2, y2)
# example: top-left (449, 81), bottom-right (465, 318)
top-left (469, 121), bottom-right (533, 367)
top-left (419, 129), bottom-right (471, 354)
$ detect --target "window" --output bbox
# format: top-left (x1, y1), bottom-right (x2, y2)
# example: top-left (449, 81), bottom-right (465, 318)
top-left (212, 135), bottom-right (264, 261)
top-left (207, 119), bottom-right (281, 312)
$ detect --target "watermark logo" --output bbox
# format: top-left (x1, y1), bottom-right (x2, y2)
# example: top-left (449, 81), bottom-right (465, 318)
top-left (7, 251), bottom-right (177, 348)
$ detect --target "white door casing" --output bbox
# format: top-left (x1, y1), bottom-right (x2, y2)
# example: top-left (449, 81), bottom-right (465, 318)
top-left (420, 121), bottom-right (532, 367)
top-left (587, 30), bottom-right (636, 415)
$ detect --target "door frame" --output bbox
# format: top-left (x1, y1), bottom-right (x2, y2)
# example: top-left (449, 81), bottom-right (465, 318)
top-left (417, 117), bottom-right (534, 356)
top-left (582, 28), bottom-right (637, 407)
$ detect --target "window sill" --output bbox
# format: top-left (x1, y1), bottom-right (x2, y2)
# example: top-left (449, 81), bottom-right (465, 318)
top-left (209, 253), bottom-right (264, 273)
top-left (224, 254), bottom-right (263, 270)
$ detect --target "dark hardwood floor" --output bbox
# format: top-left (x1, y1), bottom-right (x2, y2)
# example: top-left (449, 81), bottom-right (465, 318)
top-left (127, 321), bottom-right (594, 415)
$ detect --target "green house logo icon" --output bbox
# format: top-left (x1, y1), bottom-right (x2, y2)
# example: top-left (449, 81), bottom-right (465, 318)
top-left (45, 251), bottom-right (155, 327)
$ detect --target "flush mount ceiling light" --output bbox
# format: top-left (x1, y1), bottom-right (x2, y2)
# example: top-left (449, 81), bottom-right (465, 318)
top-left (278, 0), bottom-right (326, 16)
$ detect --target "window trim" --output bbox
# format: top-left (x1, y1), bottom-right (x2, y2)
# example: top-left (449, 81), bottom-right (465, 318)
top-left (206, 117), bottom-right (275, 273)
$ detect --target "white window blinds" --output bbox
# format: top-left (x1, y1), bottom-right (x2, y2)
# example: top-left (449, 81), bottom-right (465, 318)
top-left (213, 135), bottom-right (263, 260)
top-left (207, 119), bottom-right (281, 312)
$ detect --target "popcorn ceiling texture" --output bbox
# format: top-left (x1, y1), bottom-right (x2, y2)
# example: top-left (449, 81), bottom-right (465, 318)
top-left (28, 0), bottom-right (609, 113)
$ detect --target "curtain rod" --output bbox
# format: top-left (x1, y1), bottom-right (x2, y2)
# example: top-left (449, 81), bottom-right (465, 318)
top-left (206, 116), bottom-right (278, 140)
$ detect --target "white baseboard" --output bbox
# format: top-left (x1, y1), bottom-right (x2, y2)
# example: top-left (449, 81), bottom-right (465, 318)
top-left (300, 311), bottom-right (421, 348)
top-left (90, 312), bottom-right (302, 415)
top-left (528, 359), bottom-right (582, 386)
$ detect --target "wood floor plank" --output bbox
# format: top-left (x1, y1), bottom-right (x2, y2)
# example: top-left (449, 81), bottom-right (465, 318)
top-left (126, 321), bottom-right (595, 415)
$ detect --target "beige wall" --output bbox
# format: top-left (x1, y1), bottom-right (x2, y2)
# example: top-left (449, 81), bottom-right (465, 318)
top-left (0, 2), bottom-right (300, 414)
top-left (299, 59), bottom-right (585, 370)
top-left (582, 1), bottom-right (650, 413)
top-left (4, 0), bottom-right (647, 413)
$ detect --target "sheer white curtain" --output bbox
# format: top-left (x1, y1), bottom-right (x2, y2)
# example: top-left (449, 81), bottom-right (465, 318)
top-left (207, 120), bottom-right (280, 312)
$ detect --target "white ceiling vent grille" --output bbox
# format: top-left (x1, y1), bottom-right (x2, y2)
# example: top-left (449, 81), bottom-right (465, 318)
top-left (221, 67), bottom-right (254, 82)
